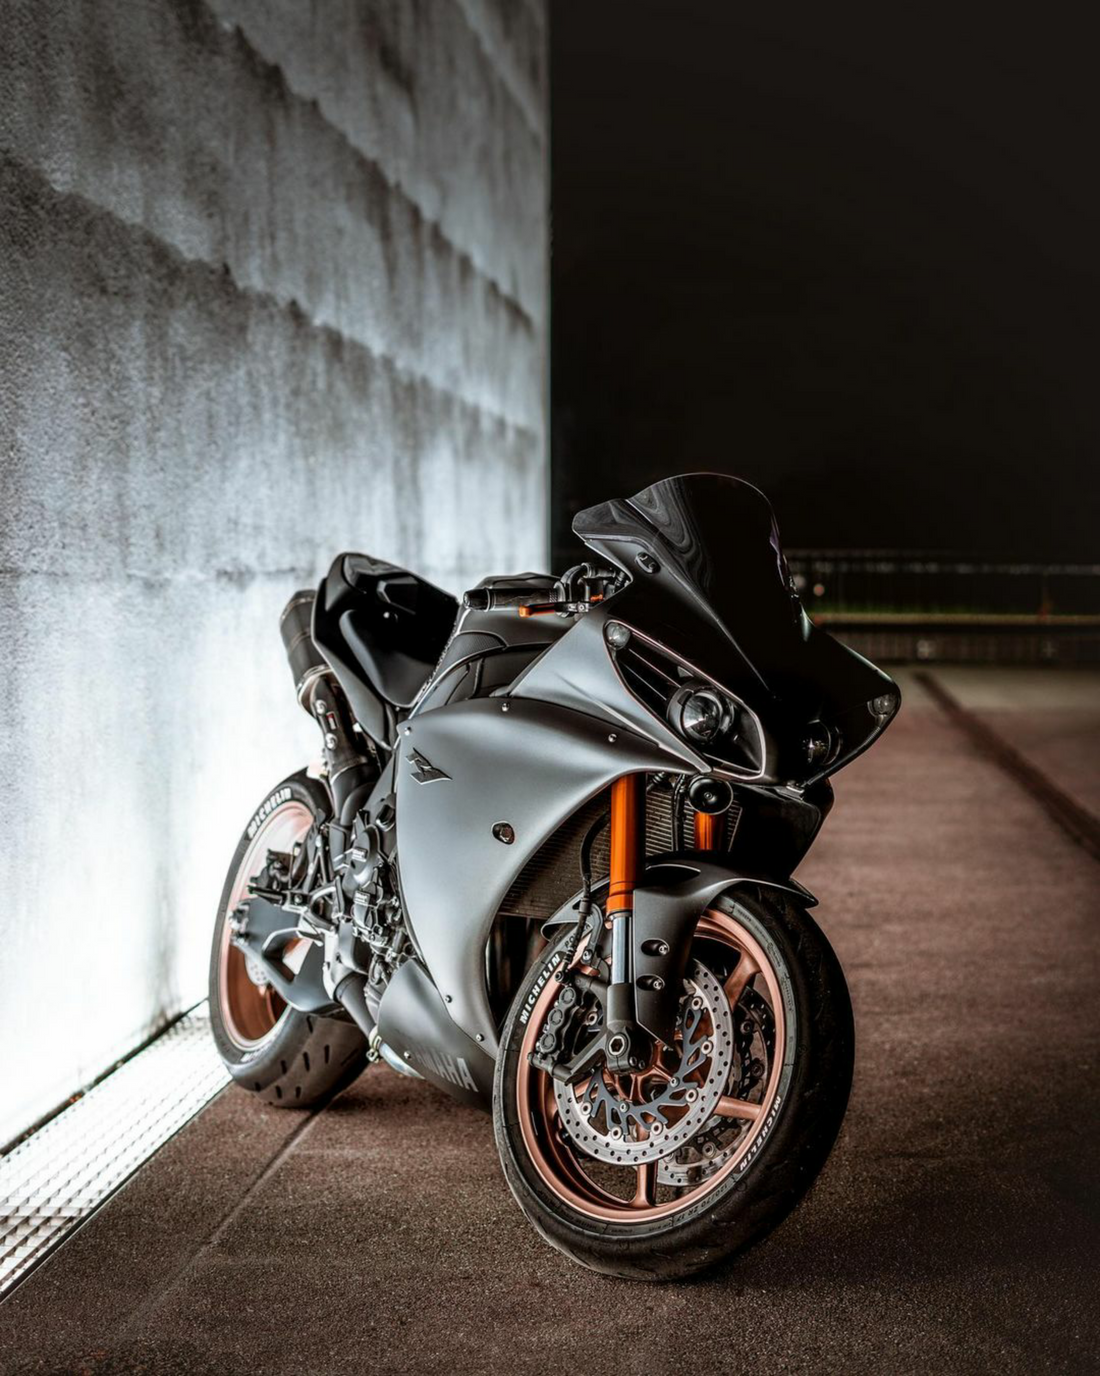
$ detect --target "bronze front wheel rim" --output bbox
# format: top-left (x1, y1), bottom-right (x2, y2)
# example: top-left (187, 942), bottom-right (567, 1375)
top-left (217, 799), bottom-right (314, 1051)
top-left (516, 907), bottom-right (788, 1224)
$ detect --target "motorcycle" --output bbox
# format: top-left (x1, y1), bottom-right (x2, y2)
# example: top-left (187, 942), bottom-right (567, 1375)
top-left (209, 472), bottom-right (899, 1279)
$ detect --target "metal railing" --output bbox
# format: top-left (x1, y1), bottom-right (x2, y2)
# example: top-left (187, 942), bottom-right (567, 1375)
top-left (786, 551), bottom-right (1100, 664)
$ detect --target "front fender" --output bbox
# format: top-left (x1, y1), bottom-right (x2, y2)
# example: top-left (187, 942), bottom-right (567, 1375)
top-left (546, 857), bottom-right (815, 1047)
top-left (630, 858), bottom-right (815, 1044)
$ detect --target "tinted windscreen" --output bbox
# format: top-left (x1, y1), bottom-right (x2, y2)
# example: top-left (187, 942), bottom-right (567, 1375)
top-left (574, 473), bottom-right (898, 778)
top-left (574, 474), bottom-right (810, 685)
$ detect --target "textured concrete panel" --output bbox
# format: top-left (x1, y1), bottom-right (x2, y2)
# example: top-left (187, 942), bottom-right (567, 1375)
top-left (205, 0), bottom-right (548, 321)
top-left (0, 0), bottom-right (547, 1144)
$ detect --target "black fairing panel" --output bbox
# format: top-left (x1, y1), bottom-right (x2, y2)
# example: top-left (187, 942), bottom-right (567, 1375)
top-left (376, 958), bottom-right (494, 1108)
top-left (573, 473), bottom-right (900, 783)
top-left (312, 553), bottom-right (459, 734)
top-left (415, 573), bottom-right (570, 715)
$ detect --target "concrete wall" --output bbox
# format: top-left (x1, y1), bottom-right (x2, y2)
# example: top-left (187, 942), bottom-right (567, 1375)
top-left (0, 0), bottom-right (548, 1144)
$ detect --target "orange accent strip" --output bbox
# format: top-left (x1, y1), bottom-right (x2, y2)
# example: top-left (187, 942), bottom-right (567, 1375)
top-left (694, 809), bottom-right (720, 852)
top-left (607, 774), bottom-right (645, 914)
top-left (517, 594), bottom-right (603, 617)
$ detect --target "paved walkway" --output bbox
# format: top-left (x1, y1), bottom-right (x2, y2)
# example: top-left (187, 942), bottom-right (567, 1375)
top-left (3, 675), bottom-right (1098, 1374)
top-left (914, 665), bottom-right (1100, 819)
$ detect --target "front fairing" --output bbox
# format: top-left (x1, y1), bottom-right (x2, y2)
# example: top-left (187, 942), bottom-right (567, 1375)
top-left (574, 473), bottom-right (899, 785)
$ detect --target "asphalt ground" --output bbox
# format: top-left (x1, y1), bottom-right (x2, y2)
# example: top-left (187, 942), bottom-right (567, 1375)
top-left (3, 669), bottom-right (1098, 1374)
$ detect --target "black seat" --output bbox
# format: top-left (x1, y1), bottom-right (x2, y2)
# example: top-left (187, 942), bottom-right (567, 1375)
top-left (313, 553), bottom-right (459, 736)
top-left (341, 556), bottom-right (458, 706)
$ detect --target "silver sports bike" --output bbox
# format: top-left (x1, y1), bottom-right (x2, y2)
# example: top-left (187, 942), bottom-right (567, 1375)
top-left (209, 472), bottom-right (900, 1279)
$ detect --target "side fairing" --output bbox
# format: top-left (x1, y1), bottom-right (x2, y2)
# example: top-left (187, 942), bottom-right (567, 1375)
top-left (511, 604), bottom-right (712, 766)
top-left (394, 693), bottom-right (698, 1051)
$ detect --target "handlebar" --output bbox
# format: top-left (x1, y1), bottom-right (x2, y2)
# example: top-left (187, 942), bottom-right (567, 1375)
top-left (462, 585), bottom-right (545, 611)
top-left (462, 565), bottom-right (623, 616)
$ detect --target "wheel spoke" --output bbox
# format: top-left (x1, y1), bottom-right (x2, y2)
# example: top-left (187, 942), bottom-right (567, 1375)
top-left (516, 905), bottom-right (788, 1223)
top-left (715, 1095), bottom-right (762, 1121)
top-left (723, 951), bottom-right (758, 1010)
top-left (631, 1161), bottom-right (657, 1208)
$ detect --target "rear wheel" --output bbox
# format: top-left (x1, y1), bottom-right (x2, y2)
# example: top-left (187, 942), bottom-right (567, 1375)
top-left (493, 888), bottom-right (853, 1280)
top-left (208, 772), bottom-right (368, 1106)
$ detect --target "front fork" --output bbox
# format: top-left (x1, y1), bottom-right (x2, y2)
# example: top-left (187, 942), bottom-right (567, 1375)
top-left (531, 771), bottom-right (734, 1081)
top-left (604, 775), bottom-right (645, 1072)
top-left (602, 773), bottom-right (726, 1073)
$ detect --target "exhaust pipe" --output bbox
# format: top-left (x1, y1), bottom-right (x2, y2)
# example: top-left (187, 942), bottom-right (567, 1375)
top-left (332, 972), bottom-right (375, 1040)
top-left (279, 591), bottom-right (374, 818)
top-left (279, 591), bottom-right (328, 701)
top-left (334, 972), bottom-right (421, 1080)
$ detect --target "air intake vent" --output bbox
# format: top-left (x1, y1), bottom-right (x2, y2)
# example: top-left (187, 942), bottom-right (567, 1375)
top-left (615, 640), bottom-right (685, 717)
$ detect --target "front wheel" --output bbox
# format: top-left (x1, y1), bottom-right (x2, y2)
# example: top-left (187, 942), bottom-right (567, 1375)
top-left (208, 771), bottom-right (369, 1106)
top-left (493, 888), bottom-right (853, 1280)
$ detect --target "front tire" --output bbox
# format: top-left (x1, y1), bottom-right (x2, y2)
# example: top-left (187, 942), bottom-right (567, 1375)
top-left (208, 771), bottom-right (369, 1107)
top-left (493, 887), bottom-right (853, 1280)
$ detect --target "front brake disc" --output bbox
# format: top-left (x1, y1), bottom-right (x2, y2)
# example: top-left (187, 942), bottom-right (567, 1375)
top-left (553, 960), bottom-right (734, 1166)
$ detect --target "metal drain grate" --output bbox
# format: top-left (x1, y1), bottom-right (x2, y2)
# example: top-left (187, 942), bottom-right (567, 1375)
top-left (0, 1004), bottom-right (229, 1298)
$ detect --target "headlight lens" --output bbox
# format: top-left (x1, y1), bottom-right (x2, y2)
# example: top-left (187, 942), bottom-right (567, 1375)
top-left (678, 689), bottom-right (726, 743)
top-left (803, 721), bottom-right (835, 766)
top-left (668, 685), bottom-right (736, 747)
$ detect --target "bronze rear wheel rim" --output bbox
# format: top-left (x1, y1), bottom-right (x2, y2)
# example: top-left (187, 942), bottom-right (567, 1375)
top-left (218, 800), bottom-right (314, 1051)
top-left (516, 907), bottom-right (787, 1223)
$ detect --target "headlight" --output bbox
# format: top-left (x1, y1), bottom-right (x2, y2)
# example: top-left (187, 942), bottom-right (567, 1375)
top-left (607, 629), bottom-right (764, 777)
top-left (672, 688), bottom-right (728, 744)
top-left (869, 692), bottom-right (899, 722)
top-left (803, 721), bottom-right (836, 766)
top-left (667, 683), bottom-right (742, 755)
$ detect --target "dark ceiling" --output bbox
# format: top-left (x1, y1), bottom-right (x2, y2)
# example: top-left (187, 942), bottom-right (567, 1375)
top-left (550, 2), bottom-right (1099, 565)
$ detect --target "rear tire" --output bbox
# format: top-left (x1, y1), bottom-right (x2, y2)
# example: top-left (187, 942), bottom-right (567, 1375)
top-left (208, 771), bottom-right (369, 1107)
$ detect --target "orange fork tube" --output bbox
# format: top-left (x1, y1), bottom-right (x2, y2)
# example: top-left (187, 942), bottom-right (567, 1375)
top-left (607, 774), bottom-right (645, 916)
top-left (694, 809), bottom-right (720, 852)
